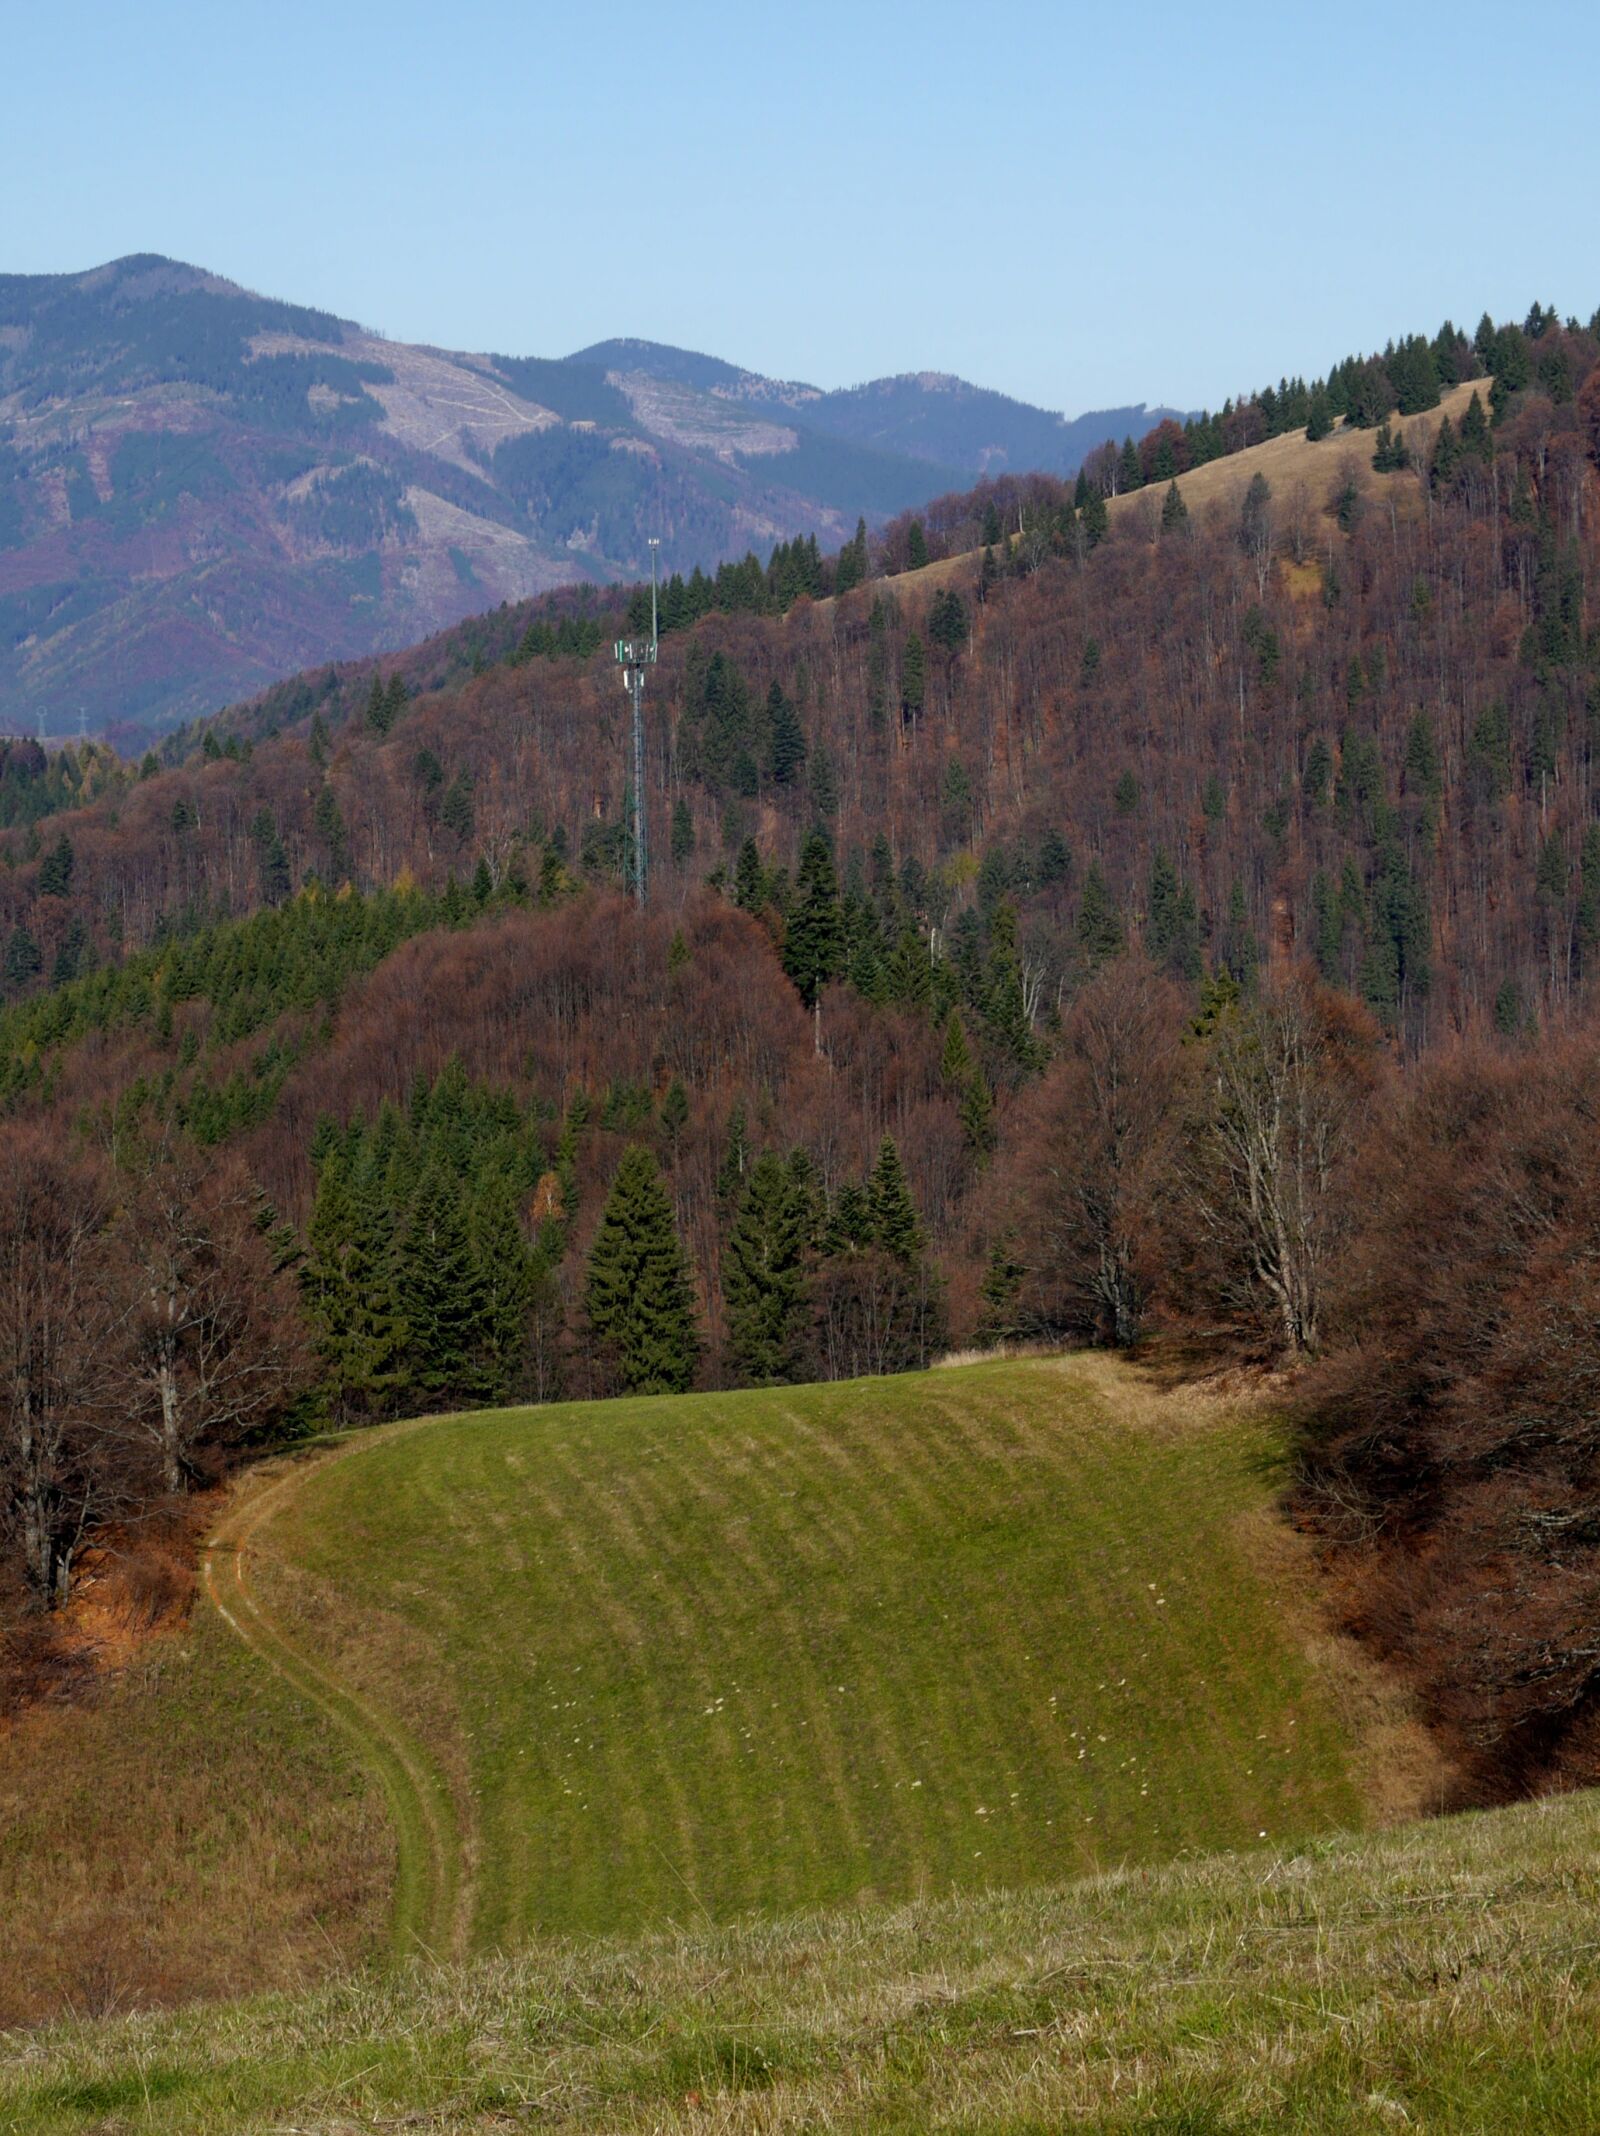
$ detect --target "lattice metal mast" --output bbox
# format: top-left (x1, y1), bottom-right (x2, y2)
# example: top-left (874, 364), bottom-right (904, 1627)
top-left (613, 537), bottom-right (660, 907)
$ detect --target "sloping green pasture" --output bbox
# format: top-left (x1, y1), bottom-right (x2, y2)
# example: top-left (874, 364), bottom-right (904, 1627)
top-left (256, 1355), bottom-right (1367, 1949)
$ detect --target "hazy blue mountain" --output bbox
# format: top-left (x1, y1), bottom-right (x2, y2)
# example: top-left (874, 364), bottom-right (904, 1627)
top-left (0, 260), bottom-right (1176, 741)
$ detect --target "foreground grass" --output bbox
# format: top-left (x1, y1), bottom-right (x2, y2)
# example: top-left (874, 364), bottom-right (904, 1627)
top-left (254, 1355), bottom-right (1372, 1952)
top-left (0, 1603), bottom-right (389, 2028)
top-left (7, 1786), bottom-right (1600, 2132)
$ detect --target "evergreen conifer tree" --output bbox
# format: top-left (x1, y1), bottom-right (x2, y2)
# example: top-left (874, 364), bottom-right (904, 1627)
top-left (441, 771), bottom-right (475, 848)
top-left (670, 797), bottom-right (694, 867)
top-left (313, 786), bottom-right (349, 880)
top-left (901, 631), bottom-right (927, 722)
top-left (302, 1155), bottom-right (409, 1419)
top-left (1459, 390), bottom-right (1493, 462)
top-left (867, 1138), bottom-right (924, 1262)
top-left (983, 900), bottom-right (1043, 1073)
top-left (807, 743), bottom-right (839, 817)
top-left (1076, 862), bottom-right (1124, 966)
top-left (767, 685), bottom-right (808, 785)
top-left (659, 1077), bottom-right (689, 1150)
top-left (907, 520), bottom-right (929, 570)
top-left (583, 1145), bottom-right (700, 1394)
top-left (1160, 480), bottom-right (1189, 533)
top-left (733, 836), bottom-right (765, 912)
top-left (401, 1162), bottom-right (489, 1401)
top-left (1146, 848), bottom-right (1179, 963)
top-left (4, 926), bottom-right (41, 991)
top-left (783, 831), bottom-right (843, 1005)
top-left (723, 1151), bottom-right (809, 1384)
top-left (250, 810), bottom-right (290, 905)
top-left (471, 1173), bottom-right (533, 1400)
top-left (37, 834), bottom-right (74, 898)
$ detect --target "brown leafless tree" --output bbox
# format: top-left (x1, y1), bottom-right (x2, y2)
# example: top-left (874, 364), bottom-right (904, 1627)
top-left (119, 1141), bottom-right (311, 1495)
top-left (990, 958), bottom-right (1187, 1346)
top-left (0, 1134), bottom-right (132, 1607)
top-left (1183, 976), bottom-right (1376, 1356)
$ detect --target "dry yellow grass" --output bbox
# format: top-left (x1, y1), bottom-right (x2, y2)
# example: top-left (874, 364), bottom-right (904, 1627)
top-left (1107, 374), bottom-right (1487, 530)
top-left (0, 1601), bottom-right (390, 2028)
top-left (813, 377), bottom-right (1488, 616)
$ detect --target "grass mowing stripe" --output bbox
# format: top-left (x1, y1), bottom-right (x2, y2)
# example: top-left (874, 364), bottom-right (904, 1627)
top-left (258, 1358), bottom-right (1377, 1947)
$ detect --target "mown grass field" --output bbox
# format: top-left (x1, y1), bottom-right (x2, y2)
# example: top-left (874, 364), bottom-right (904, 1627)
top-left (248, 1355), bottom-right (1383, 1954)
top-left (9, 1786), bottom-right (1600, 2132)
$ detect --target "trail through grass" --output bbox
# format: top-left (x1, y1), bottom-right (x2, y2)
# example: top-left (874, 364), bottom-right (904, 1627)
top-left (0, 1567), bottom-right (388, 2029)
top-left (201, 1439), bottom-right (469, 1960)
top-left (9, 1786), bottom-right (1600, 2132)
top-left (235, 1354), bottom-right (1375, 1952)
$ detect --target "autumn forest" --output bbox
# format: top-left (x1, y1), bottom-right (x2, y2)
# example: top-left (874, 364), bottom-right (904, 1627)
top-left (4, 300), bottom-right (1600, 1806)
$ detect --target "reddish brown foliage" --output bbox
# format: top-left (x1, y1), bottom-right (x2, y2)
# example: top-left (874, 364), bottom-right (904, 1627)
top-left (1298, 1037), bottom-right (1600, 1795)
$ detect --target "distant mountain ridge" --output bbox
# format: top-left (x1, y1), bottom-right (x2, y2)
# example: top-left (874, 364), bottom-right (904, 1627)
top-left (569, 335), bottom-right (1182, 477)
top-left (0, 258), bottom-right (1180, 739)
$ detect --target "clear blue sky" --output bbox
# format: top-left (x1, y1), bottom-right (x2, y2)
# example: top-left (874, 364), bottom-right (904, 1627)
top-left (6, 0), bottom-right (1597, 415)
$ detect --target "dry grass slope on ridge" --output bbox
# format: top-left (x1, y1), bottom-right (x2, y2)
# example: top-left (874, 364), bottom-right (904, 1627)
top-left (854, 377), bottom-right (1488, 608)
top-left (8, 1787), bottom-right (1600, 2132)
top-left (245, 1354), bottom-right (1389, 1954)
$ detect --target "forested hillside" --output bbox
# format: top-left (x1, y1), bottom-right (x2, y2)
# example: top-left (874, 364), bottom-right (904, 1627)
top-left (0, 257), bottom-right (1169, 742)
top-left (4, 299), bottom-right (1600, 1808)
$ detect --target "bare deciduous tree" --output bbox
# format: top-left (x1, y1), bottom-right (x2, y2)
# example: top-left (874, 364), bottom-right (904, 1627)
top-left (1184, 977), bottom-right (1376, 1356)
top-left (993, 960), bottom-right (1188, 1347)
top-left (121, 1142), bottom-right (311, 1496)
top-left (0, 1136), bottom-right (131, 1607)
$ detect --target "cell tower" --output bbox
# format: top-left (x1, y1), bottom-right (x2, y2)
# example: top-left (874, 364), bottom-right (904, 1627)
top-left (613, 537), bottom-right (660, 907)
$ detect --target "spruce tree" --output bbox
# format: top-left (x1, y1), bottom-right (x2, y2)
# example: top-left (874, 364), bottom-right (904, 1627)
top-left (783, 831), bottom-right (843, 1005)
top-left (901, 631), bottom-right (926, 722)
top-left (583, 1145), bottom-right (700, 1394)
top-left (1160, 480), bottom-right (1189, 533)
top-left (302, 1155), bottom-right (409, 1419)
top-left (1459, 389), bottom-right (1493, 462)
top-left (251, 809), bottom-right (290, 905)
top-left (442, 771), bottom-right (475, 847)
top-left (37, 833), bottom-right (74, 898)
top-left (867, 1138), bottom-right (924, 1262)
top-left (807, 743), bottom-right (839, 818)
top-left (4, 926), bottom-right (41, 991)
top-left (1076, 862), bottom-right (1124, 966)
top-left (723, 1152), bottom-right (809, 1384)
top-left (907, 520), bottom-right (929, 570)
top-left (659, 1077), bottom-right (689, 1150)
top-left (767, 684), bottom-right (808, 785)
top-left (670, 796), bottom-right (694, 868)
top-left (471, 1173), bottom-right (533, 1400)
top-left (1146, 848), bottom-right (1179, 964)
top-left (733, 836), bottom-right (765, 912)
top-left (401, 1162), bottom-right (489, 1402)
top-left (313, 786), bottom-right (349, 879)
top-left (364, 674), bottom-right (394, 735)
top-left (983, 900), bottom-right (1043, 1073)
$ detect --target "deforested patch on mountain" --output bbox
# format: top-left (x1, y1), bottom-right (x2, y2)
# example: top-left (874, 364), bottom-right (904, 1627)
top-left (0, 261), bottom-right (1163, 742)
